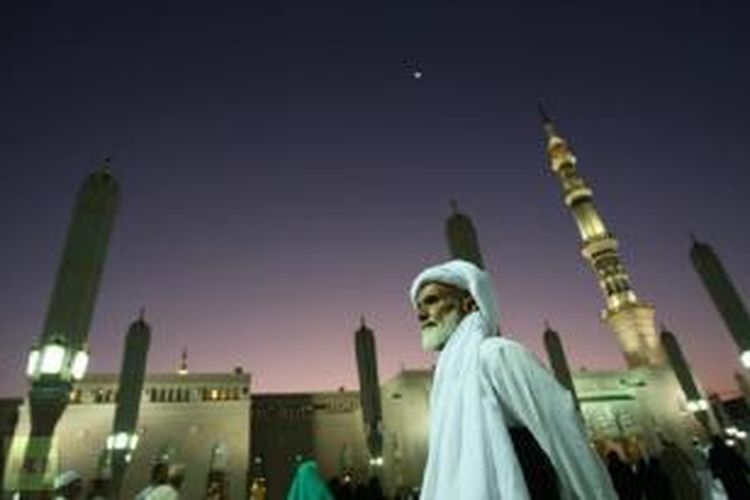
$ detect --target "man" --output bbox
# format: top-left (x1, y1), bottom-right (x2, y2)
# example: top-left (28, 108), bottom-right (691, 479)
top-left (52, 470), bottom-right (84, 500)
top-left (136, 462), bottom-right (172, 500)
top-left (410, 259), bottom-right (615, 499)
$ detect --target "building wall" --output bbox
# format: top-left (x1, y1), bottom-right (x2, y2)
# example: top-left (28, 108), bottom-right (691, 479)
top-left (0, 399), bottom-right (21, 489)
top-left (574, 367), bottom-right (712, 455)
top-left (3, 365), bottom-right (716, 498)
top-left (4, 372), bottom-right (250, 500)
top-left (251, 391), bottom-right (370, 500)
top-left (380, 370), bottom-right (431, 497)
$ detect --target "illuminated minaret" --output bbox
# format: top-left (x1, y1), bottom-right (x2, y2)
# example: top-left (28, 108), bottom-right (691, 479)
top-left (540, 108), bottom-right (664, 368)
top-left (21, 166), bottom-right (119, 494)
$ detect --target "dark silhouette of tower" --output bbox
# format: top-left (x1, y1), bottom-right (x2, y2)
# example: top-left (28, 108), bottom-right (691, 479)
top-left (445, 200), bottom-right (484, 269)
top-left (660, 327), bottom-right (710, 428)
top-left (543, 323), bottom-right (580, 410)
top-left (690, 238), bottom-right (750, 367)
top-left (21, 166), bottom-right (119, 495)
top-left (354, 317), bottom-right (383, 463)
top-left (109, 312), bottom-right (151, 496)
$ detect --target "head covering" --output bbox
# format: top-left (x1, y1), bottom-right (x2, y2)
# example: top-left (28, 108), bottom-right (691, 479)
top-left (54, 470), bottom-right (82, 490)
top-left (410, 259), bottom-right (500, 334)
top-left (146, 484), bottom-right (179, 500)
top-left (286, 459), bottom-right (333, 500)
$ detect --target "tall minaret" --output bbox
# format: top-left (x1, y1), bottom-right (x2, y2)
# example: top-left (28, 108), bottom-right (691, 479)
top-left (690, 238), bottom-right (750, 367)
top-left (21, 165), bottom-right (120, 494)
top-left (543, 322), bottom-right (580, 410)
top-left (109, 313), bottom-right (151, 496)
top-left (354, 317), bottom-right (383, 463)
top-left (445, 200), bottom-right (485, 268)
top-left (659, 327), bottom-right (711, 430)
top-left (540, 108), bottom-right (664, 368)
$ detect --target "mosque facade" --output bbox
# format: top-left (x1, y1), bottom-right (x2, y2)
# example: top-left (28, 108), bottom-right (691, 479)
top-left (3, 114), bottom-right (748, 498)
top-left (4, 372), bottom-right (251, 499)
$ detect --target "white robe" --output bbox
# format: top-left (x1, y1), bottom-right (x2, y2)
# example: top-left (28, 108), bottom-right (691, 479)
top-left (412, 260), bottom-right (615, 500)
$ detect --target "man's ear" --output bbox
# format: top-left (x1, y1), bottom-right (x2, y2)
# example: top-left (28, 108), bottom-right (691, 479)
top-left (461, 295), bottom-right (478, 314)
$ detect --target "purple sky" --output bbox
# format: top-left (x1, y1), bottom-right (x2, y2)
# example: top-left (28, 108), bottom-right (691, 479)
top-left (1, 1), bottom-right (749, 397)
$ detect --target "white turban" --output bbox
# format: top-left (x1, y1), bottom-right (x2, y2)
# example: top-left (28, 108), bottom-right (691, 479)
top-left (54, 470), bottom-right (82, 490)
top-left (409, 259), bottom-right (501, 334)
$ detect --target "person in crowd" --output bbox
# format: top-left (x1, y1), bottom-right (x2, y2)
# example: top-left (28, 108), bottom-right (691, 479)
top-left (708, 435), bottom-right (750, 500)
top-left (287, 459), bottom-right (333, 500)
top-left (136, 462), bottom-right (170, 500)
top-left (605, 450), bottom-right (638, 500)
top-left (690, 437), bottom-right (715, 500)
top-left (659, 438), bottom-right (700, 500)
top-left (53, 470), bottom-right (84, 500)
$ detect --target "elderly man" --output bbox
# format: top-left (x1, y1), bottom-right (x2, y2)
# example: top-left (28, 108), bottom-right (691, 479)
top-left (411, 259), bottom-right (615, 499)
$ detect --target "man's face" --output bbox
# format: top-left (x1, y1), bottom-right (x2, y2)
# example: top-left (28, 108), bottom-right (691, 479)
top-left (416, 282), bottom-right (470, 351)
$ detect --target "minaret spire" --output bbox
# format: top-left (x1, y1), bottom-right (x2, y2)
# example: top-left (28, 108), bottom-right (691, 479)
top-left (445, 200), bottom-right (485, 268)
top-left (178, 347), bottom-right (189, 376)
top-left (541, 111), bottom-right (664, 368)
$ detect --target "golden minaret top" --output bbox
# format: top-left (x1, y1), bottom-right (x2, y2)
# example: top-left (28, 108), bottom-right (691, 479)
top-left (540, 106), bottom-right (665, 367)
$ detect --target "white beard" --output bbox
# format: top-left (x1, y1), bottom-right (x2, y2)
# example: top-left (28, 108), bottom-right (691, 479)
top-left (421, 309), bottom-right (462, 352)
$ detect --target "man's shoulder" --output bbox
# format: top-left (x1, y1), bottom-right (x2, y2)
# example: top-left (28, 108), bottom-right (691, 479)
top-left (479, 336), bottom-right (526, 357)
top-left (478, 336), bottom-right (538, 370)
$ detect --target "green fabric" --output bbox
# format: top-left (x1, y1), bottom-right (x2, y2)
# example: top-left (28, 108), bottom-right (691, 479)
top-left (286, 460), bottom-right (333, 500)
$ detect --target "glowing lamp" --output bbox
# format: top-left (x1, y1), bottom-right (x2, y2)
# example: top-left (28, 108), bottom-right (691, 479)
top-left (129, 434), bottom-right (139, 450)
top-left (40, 344), bottom-right (66, 374)
top-left (741, 350), bottom-right (750, 369)
top-left (71, 350), bottom-right (89, 380)
top-left (737, 430), bottom-right (747, 440)
top-left (26, 349), bottom-right (40, 377)
top-left (686, 399), bottom-right (708, 413)
top-left (113, 432), bottom-right (129, 450)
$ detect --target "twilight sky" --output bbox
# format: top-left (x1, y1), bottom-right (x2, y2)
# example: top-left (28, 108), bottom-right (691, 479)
top-left (1, 1), bottom-right (749, 397)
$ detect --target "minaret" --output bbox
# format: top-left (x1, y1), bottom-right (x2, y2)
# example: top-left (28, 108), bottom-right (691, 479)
top-left (21, 166), bottom-right (119, 494)
top-left (690, 238), bottom-right (750, 367)
top-left (543, 322), bottom-right (579, 410)
top-left (659, 327), bottom-right (710, 427)
top-left (735, 372), bottom-right (750, 410)
top-left (354, 317), bottom-right (383, 464)
top-left (540, 108), bottom-right (664, 368)
top-left (445, 200), bottom-right (485, 268)
top-left (109, 312), bottom-right (151, 496)
top-left (178, 347), bottom-right (189, 376)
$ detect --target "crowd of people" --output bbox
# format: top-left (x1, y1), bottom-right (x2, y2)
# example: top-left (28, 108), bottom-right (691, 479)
top-left (605, 436), bottom-right (750, 500)
top-left (32, 433), bottom-right (750, 500)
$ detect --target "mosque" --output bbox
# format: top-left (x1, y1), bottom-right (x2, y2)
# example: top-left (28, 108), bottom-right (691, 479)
top-left (2, 115), bottom-right (749, 499)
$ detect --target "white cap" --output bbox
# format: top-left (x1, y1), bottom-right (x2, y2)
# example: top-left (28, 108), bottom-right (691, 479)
top-left (146, 485), bottom-right (179, 500)
top-left (410, 259), bottom-right (501, 334)
top-left (54, 470), bottom-right (82, 490)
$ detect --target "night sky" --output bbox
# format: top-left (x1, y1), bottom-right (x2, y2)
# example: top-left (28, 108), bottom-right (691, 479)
top-left (2, 1), bottom-right (749, 398)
